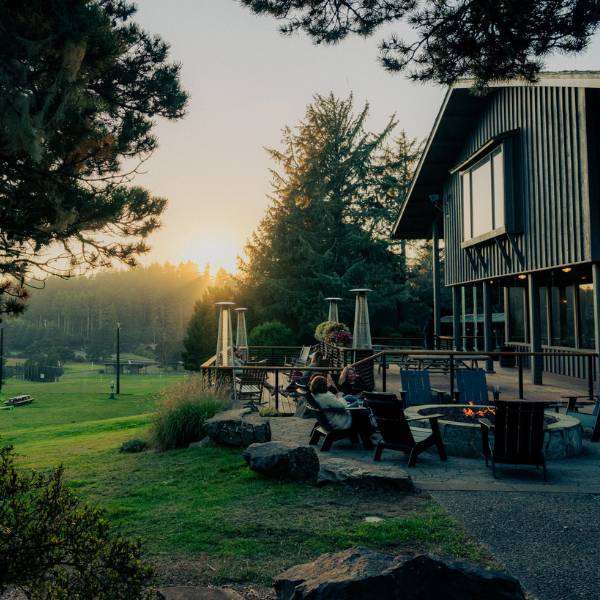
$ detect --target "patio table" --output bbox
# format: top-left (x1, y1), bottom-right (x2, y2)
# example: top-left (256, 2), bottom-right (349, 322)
top-left (406, 354), bottom-right (489, 372)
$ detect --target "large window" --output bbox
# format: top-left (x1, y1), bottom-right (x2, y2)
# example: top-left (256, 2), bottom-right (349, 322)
top-left (550, 286), bottom-right (575, 347)
top-left (508, 286), bottom-right (527, 343)
top-left (578, 283), bottom-right (596, 349)
top-left (461, 147), bottom-right (505, 242)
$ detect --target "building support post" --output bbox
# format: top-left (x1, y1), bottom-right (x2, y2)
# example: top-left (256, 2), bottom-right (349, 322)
top-left (472, 285), bottom-right (479, 351)
top-left (482, 281), bottom-right (494, 373)
top-left (432, 219), bottom-right (442, 347)
top-left (591, 264), bottom-right (600, 394)
top-left (528, 274), bottom-right (543, 385)
top-left (452, 286), bottom-right (461, 351)
top-left (461, 286), bottom-right (467, 350)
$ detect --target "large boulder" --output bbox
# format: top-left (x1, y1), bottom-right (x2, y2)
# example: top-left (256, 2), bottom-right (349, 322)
top-left (317, 458), bottom-right (413, 491)
top-left (275, 547), bottom-right (525, 600)
top-left (244, 441), bottom-right (320, 482)
top-left (205, 409), bottom-right (271, 447)
top-left (159, 587), bottom-right (243, 600)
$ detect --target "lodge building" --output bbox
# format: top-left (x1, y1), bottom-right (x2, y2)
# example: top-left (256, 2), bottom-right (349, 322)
top-left (393, 72), bottom-right (600, 384)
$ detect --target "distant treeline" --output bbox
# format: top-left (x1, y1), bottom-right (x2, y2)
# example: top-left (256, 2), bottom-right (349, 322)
top-left (3, 263), bottom-right (218, 364)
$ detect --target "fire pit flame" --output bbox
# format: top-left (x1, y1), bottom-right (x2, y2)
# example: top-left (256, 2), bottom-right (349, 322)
top-left (462, 401), bottom-right (495, 420)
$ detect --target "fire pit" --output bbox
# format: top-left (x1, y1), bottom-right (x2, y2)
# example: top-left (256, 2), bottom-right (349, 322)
top-left (405, 404), bottom-right (584, 459)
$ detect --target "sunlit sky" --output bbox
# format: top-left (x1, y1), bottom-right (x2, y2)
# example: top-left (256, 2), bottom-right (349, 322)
top-left (132, 1), bottom-right (600, 273)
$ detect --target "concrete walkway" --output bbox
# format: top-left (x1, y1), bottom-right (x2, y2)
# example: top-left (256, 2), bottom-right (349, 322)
top-left (270, 416), bottom-right (600, 600)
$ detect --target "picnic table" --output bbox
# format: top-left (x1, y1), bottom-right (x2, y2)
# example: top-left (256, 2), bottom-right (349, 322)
top-left (406, 354), bottom-right (489, 372)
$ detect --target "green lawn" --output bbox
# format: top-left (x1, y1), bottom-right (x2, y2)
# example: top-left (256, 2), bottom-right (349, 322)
top-left (0, 364), bottom-right (491, 587)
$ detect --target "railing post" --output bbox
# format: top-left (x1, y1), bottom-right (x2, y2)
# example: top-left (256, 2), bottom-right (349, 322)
top-left (275, 369), bottom-right (279, 412)
top-left (449, 353), bottom-right (455, 401)
top-left (588, 354), bottom-right (594, 401)
top-left (382, 354), bottom-right (387, 392)
top-left (518, 355), bottom-right (524, 399)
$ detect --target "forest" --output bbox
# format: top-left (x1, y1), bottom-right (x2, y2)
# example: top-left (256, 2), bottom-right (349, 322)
top-left (2, 263), bottom-right (222, 366)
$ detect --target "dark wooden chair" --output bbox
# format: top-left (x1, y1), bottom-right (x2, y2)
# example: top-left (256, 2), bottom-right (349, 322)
top-left (298, 387), bottom-right (373, 452)
top-left (363, 392), bottom-right (447, 467)
top-left (399, 370), bottom-right (445, 408)
top-left (454, 368), bottom-right (499, 406)
top-left (235, 368), bottom-right (267, 410)
top-left (480, 400), bottom-right (548, 481)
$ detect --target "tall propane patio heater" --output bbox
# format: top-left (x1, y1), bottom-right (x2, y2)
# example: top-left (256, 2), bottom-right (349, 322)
top-left (325, 297), bottom-right (342, 322)
top-left (350, 288), bottom-right (373, 349)
top-left (235, 307), bottom-right (249, 362)
top-left (215, 302), bottom-right (235, 367)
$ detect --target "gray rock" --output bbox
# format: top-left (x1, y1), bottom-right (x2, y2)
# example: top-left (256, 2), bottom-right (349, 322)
top-left (159, 587), bottom-right (243, 600)
top-left (275, 547), bottom-right (525, 600)
top-left (317, 458), bottom-right (413, 491)
top-left (244, 441), bottom-right (320, 482)
top-left (205, 409), bottom-right (271, 447)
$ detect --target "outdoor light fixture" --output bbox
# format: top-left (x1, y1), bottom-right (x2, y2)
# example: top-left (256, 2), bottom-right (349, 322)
top-left (324, 297), bottom-right (342, 322)
top-left (518, 274), bottom-right (527, 280)
top-left (350, 288), bottom-right (372, 349)
top-left (215, 301), bottom-right (235, 367)
top-left (234, 307), bottom-right (249, 362)
top-left (562, 267), bottom-right (572, 273)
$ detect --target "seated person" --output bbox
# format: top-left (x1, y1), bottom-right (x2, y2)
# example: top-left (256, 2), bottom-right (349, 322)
top-left (329, 366), bottom-right (365, 406)
top-left (309, 376), bottom-right (374, 440)
top-left (288, 351), bottom-right (324, 389)
top-left (309, 375), bottom-right (352, 430)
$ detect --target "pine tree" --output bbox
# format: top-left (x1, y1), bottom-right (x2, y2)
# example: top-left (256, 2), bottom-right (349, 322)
top-left (240, 0), bottom-right (600, 87)
top-left (239, 94), bottom-right (412, 341)
top-left (0, 0), bottom-right (188, 317)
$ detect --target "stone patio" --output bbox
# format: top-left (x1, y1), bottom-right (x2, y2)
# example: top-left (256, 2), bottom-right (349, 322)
top-left (269, 415), bottom-right (600, 600)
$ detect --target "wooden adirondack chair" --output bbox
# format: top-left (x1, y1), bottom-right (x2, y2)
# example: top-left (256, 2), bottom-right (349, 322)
top-left (235, 368), bottom-right (267, 410)
top-left (298, 387), bottom-right (373, 452)
top-left (454, 368), bottom-right (500, 406)
top-left (480, 400), bottom-right (548, 481)
top-left (399, 370), bottom-right (445, 408)
top-left (363, 392), bottom-right (447, 467)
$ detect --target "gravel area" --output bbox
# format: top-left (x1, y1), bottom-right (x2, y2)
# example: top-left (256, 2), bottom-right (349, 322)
top-left (432, 490), bottom-right (600, 600)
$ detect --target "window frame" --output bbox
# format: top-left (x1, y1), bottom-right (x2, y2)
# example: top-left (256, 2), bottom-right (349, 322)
top-left (460, 145), bottom-right (507, 246)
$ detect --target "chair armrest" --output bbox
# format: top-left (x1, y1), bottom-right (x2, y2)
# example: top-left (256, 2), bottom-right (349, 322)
top-left (478, 418), bottom-right (494, 430)
top-left (407, 413), bottom-right (443, 422)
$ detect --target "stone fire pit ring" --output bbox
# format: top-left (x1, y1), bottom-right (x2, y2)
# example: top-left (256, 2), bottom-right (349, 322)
top-left (405, 404), bottom-right (583, 459)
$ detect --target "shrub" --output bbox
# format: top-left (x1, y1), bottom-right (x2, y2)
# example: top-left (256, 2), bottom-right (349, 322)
top-left (248, 320), bottom-right (294, 347)
top-left (314, 320), bottom-right (350, 342)
top-left (119, 438), bottom-right (148, 453)
top-left (0, 445), bottom-right (155, 599)
top-left (151, 377), bottom-right (228, 451)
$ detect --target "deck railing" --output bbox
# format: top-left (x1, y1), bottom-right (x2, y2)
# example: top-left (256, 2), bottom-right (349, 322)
top-left (349, 348), bottom-right (598, 401)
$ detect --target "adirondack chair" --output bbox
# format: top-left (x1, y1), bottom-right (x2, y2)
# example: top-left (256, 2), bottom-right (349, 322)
top-left (454, 369), bottom-right (500, 406)
top-left (480, 400), bottom-right (548, 481)
top-left (235, 368), bottom-right (267, 410)
top-left (363, 392), bottom-right (447, 467)
top-left (298, 387), bottom-right (373, 452)
top-left (399, 370), bottom-right (445, 408)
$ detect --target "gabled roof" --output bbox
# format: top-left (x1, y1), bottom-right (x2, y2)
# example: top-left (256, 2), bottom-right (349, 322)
top-left (392, 71), bottom-right (600, 240)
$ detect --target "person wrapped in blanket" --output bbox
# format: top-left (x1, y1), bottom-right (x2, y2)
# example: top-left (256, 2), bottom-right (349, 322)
top-left (309, 375), bottom-right (373, 436)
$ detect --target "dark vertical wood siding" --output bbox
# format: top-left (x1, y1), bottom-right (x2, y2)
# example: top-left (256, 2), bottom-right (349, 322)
top-left (444, 86), bottom-right (591, 286)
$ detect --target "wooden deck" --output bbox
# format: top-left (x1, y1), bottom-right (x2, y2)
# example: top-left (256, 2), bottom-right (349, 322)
top-left (375, 362), bottom-right (596, 412)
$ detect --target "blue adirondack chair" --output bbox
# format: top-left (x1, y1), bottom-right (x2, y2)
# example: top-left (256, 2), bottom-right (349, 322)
top-left (399, 370), bottom-right (445, 408)
top-left (454, 369), bottom-right (499, 406)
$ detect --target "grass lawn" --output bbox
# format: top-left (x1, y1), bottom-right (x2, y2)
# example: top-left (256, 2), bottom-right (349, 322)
top-left (0, 364), bottom-right (492, 588)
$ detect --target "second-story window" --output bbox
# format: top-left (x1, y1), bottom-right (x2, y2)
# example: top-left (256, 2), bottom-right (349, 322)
top-left (461, 146), bottom-right (505, 242)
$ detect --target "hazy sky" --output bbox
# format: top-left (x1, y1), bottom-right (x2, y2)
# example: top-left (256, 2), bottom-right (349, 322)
top-left (132, 1), bottom-right (600, 272)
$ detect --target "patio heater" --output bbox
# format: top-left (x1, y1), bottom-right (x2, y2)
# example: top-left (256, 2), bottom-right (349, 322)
top-left (350, 288), bottom-right (372, 349)
top-left (215, 301), bottom-right (235, 367)
top-left (235, 307), bottom-right (249, 361)
top-left (325, 297), bottom-right (342, 322)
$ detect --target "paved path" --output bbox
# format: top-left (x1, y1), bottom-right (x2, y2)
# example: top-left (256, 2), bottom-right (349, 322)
top-left (270, 416), bottom-right (600, 600)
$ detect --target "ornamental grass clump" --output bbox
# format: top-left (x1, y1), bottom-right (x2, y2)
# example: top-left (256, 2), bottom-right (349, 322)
top-left (151, 377), bottom-right (228, 451)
